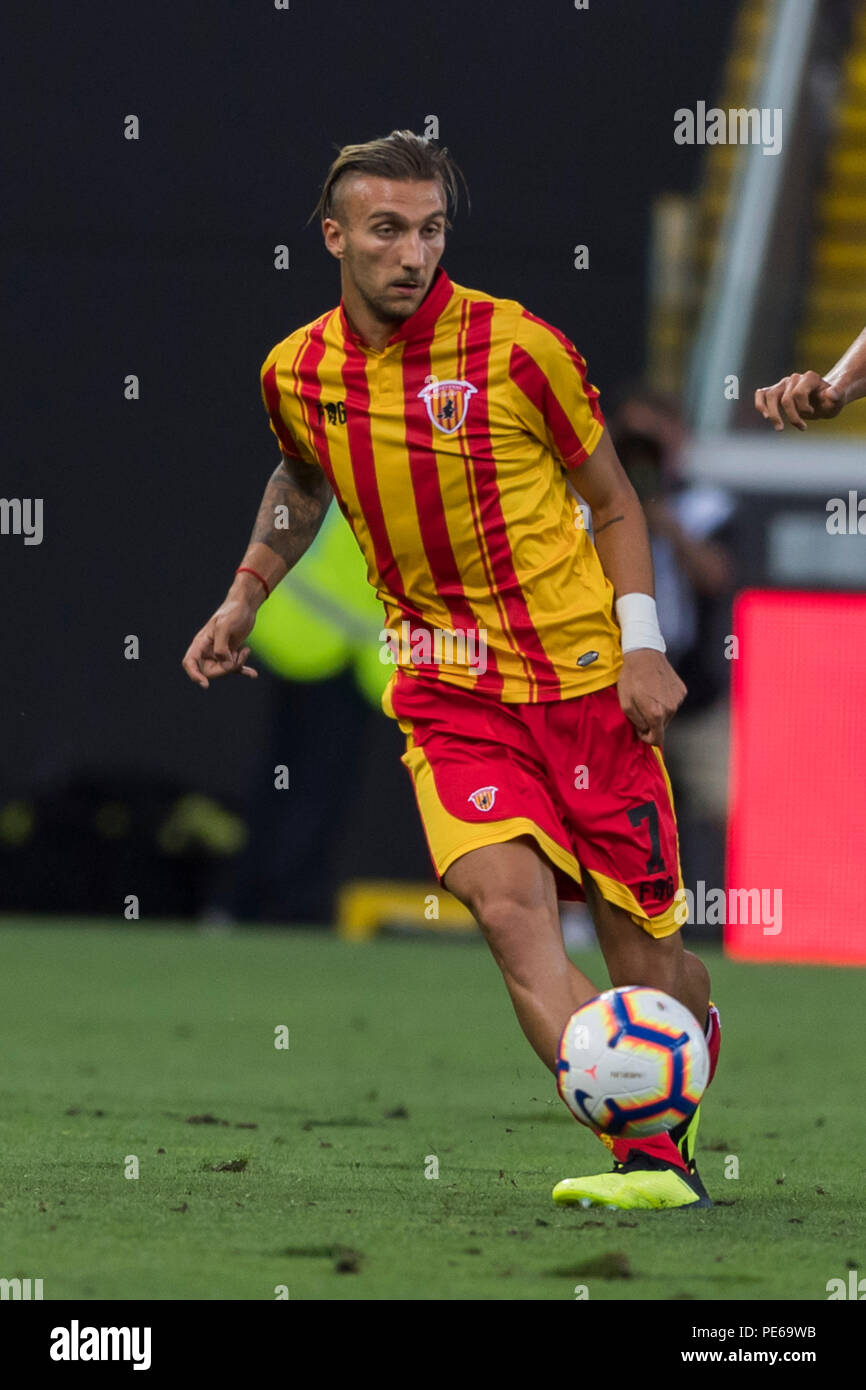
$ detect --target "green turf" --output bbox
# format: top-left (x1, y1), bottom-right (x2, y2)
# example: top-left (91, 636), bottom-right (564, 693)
top-left (0, 919), bottom-right (863, 1300)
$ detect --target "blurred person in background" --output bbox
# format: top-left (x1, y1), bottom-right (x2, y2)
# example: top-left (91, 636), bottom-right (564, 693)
top-left (610, 391), bottom-right (737, 899)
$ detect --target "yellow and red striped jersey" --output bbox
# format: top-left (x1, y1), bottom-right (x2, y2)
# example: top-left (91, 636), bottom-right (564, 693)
top-left (260, 265), bottom-right (622, 703)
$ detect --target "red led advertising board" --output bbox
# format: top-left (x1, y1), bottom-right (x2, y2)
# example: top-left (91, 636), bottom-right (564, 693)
top-left (726, 590), bottom-right (866, 964)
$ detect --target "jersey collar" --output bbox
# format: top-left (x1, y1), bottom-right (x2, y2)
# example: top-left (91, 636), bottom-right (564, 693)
top-left (339, 265), bottom-right (453, 350)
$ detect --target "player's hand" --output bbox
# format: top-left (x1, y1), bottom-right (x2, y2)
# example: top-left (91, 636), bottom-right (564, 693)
top-left (617, 649), bottom-right (686, 746)
top-left (181, 597), bottom-right (259, 689)
top-left (754, 372), bottom-right (844, 431)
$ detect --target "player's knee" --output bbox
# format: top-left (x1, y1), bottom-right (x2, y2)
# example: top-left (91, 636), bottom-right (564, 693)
top-left (469, 892), bottom-right (553, 969)
top-left (471, 889), bottom-right (540, 937)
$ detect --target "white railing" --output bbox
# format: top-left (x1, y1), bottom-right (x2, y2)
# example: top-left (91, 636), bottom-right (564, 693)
top-left (687, 0), bottom-right (821, 433)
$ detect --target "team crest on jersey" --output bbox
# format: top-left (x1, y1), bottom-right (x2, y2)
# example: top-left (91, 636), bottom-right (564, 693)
top-left (418, 377), bottom-right (478, 434)
top-left (468, 785), bottom-right (498, 812)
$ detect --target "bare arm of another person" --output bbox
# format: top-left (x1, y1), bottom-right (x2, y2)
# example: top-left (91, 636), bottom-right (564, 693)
top-left (181, 455), bottom-right (333, 688)
top-left (755, 327), bottom-right (866, 431)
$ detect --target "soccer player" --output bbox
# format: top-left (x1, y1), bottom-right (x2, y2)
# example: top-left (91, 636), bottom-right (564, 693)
top-left (755, 326), bottom-right (866, 430)
top-left (182, 130), bottom-right (722, 1211)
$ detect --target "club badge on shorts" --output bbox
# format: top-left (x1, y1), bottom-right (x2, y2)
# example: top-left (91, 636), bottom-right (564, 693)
top-left (468, 785), bottom-right (498, 811)
top-left (418, 376), bottom-right (478, 434)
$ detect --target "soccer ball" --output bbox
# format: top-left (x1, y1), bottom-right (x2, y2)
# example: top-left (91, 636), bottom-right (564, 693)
top-left (556, 986), bottom-right (709, 1139)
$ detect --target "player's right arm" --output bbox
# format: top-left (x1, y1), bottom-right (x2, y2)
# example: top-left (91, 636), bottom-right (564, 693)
top-left (754, 327), bottom-right (866, 430)
top-left (181, 455), bottom-right (333, 688)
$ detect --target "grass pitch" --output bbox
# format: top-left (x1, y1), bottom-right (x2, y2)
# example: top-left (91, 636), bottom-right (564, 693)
top-left (0, 920), bottom-right (863, 1301)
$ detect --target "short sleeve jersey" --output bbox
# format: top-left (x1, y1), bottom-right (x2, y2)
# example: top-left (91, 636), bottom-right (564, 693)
top-left (260, 265), bottom-right (622, 702)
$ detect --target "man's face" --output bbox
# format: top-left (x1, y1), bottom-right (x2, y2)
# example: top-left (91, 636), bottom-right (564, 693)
top-left (323, 176), bottom-right (447, 324)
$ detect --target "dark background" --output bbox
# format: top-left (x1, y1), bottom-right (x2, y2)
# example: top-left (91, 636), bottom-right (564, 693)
top-left (2, 1), bottom-right (735, 856)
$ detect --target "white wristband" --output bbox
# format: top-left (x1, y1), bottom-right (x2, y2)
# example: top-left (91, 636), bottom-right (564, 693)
top-left (615, 592), bottom-right (666, 655)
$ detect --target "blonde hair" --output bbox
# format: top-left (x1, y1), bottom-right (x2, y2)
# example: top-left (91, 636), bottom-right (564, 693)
top-left (309, 128), bottom-right (469, 226)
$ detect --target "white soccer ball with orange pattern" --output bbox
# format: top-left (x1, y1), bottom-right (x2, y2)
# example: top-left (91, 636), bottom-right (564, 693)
top-left (556, 986), bottom-right (709, 1138)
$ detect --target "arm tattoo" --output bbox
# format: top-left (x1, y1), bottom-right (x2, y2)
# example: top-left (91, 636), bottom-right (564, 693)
top-left (593, 514), bottom-right (625, 536)
top-left (250, 457), bottom-right (332, 570)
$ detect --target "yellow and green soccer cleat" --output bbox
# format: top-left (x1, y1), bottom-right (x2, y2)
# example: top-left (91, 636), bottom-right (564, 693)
top-left (552, 1150), bottom-right (713, 1210)
top-left (669, 1101), bottom-right (702, 1171)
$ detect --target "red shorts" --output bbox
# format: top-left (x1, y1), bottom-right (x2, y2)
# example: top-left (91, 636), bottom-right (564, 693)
top-left (383, 670), bottom-right (684, 938)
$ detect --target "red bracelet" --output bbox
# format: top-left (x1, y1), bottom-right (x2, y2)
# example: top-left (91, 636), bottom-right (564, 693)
top-left (235, 566), bottom-right (270, 599)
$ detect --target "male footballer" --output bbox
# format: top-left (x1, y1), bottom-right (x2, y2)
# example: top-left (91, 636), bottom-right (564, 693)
top-left (182, 130), bottom-right (722, 1210)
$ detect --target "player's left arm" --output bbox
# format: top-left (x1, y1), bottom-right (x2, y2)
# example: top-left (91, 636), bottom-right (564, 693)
top-left (576, 428), bottom-right (686, 746)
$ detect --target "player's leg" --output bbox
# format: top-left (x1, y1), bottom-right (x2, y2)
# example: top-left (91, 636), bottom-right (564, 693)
top-left (443, 835), bottom-right (598, 1071)
top-left (546, 686), bottom-right (721, 1208)
top-left (382, 669), bottom-right (602, 1071)
top-left (581, 870), bottom-right (721, 1177)
top-left (582, 872), bottom-right (710, 1026)
top-left (553, 894), bottom-right (719, 1209)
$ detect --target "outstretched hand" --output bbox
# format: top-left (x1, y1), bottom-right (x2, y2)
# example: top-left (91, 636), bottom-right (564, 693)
top-left (754, 372), bottom-right (844, 431)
